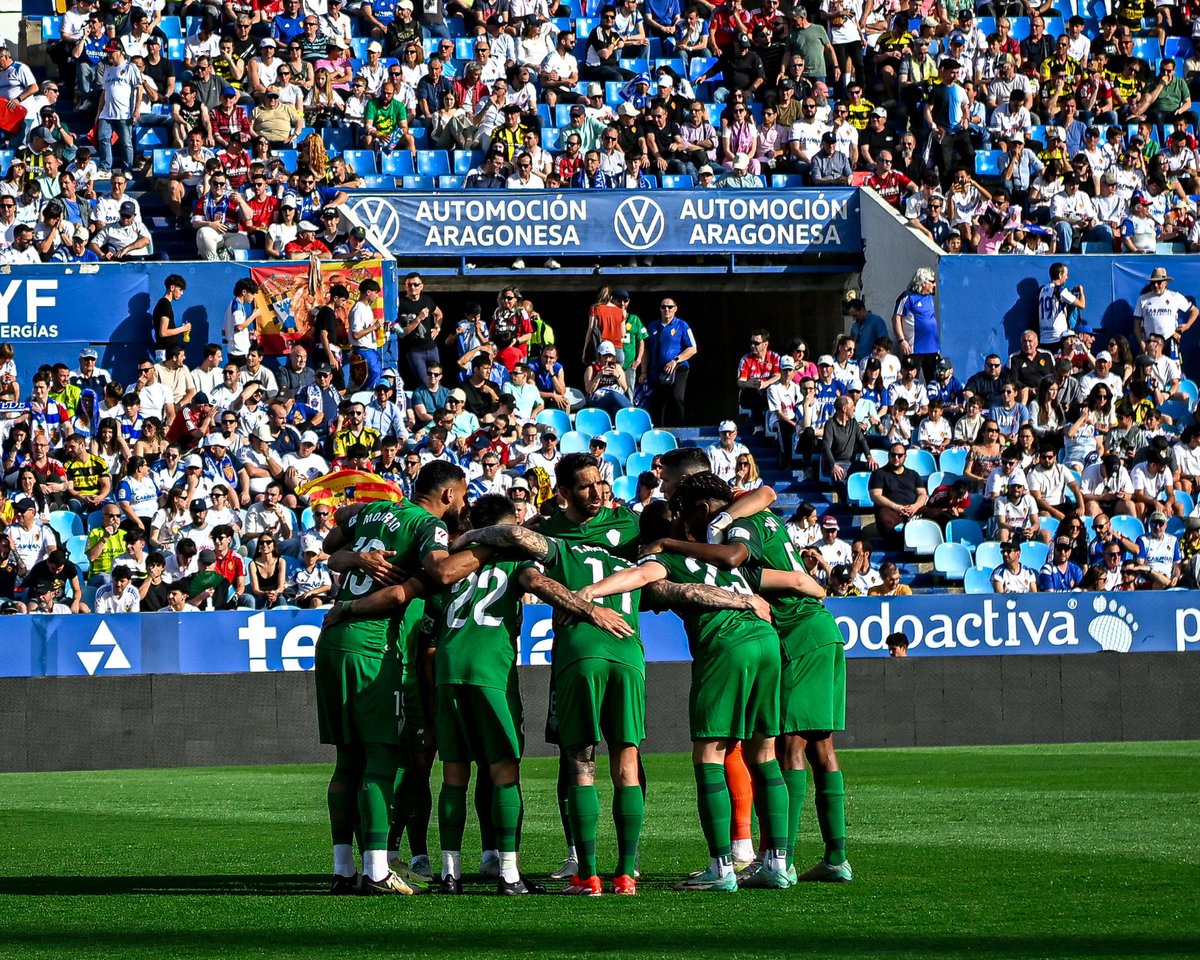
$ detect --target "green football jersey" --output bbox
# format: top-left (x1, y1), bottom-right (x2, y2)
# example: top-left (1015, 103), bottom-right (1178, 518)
top-left (435, 557), bottom-right (533, 690)
top-left (640, 552), bottom-right (764, 658)
top-left (540, 537), bottom-right (645, 674)
top-left (726, 511), bottom-right (844, 659)
top-left (538, 504), bottom-right (642, 559)
top-left (322, 500), bottom-right (449, 657)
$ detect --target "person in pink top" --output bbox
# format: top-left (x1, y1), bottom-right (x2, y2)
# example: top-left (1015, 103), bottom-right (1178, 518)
top-left (721, 102), bottom-right (758, 172)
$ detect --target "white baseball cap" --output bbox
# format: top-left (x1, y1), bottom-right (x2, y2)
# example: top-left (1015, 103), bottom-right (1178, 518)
top-left (1096, 350), bottom-right (1113, 362)
top-left (719, 420), bottom-right (737, 433)
top-left (299, 430), bottom-right (319, 445)
top-left (598, 340), bottom-right (617, 356)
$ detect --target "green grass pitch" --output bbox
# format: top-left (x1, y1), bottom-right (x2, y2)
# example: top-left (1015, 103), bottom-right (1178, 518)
top-left (0, 742), bottom-right (1197, 960)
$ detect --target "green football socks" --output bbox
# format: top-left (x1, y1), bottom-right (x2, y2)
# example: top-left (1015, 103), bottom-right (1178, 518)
top-left (813, 769), bottom-right (847, 865)
top-left (749, 759), bottom-right (789, 852)
top-left (475, 767), bottom-right (497, 851)
top-left (557, 757), bottom-right (574, 848)
top-left (359, 746), bottom-right (402, 852)
top-left (612, 785), bottom-right (644, 878)
top-left (782, 767), bottom-right (808, 866)
top-left (492, 782), bottom-right (522, 855)
top-left (438, 783), bottom-right (468, 854)
top-left (567, 785), bottom-right (600, 879)
top-left (327, 746), bottom-right (361, 846)
top-left (694, 762), bottom-right (732, 859)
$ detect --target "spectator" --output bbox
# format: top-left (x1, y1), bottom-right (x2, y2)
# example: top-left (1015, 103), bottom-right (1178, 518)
top-left (891, 267), bottom-right (939, 378)
top-left (820, 395), bottom-right (871, 484)
top-left (707, 420), bottom-right (749, 483)
top-left (869, 442), bottom-right (927, 547)
top-left (868, 561), bottom-right (913, 597)
top-left (1039, 536), bottom-right (1086, 591)
top-left (991, 541), bottom-right (1038, 593)
top-left (644, 297), bottom-right (696, 427)
top-left (94, 564), bottom-right (140, 613)
top-left (96, 42), bottom-right (142, 176)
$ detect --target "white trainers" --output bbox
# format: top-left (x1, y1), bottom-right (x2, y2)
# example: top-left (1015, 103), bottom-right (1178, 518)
top-left (544, 258), bottom-right (561, 269)
top-left (478, 850), bottom-right (500, 879)
top-left (511, 258), bottom-right (526, 269)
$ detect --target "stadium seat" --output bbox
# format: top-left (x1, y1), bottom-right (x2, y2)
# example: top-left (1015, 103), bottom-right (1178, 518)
top-left (614, 407), bottom-right (652, 437)
top-left (963, 566), bottom-right (996, 594)
top-left (846, 471), bottom-right (873, 509)
top-left (301, 507), bottom-right (315, 529)
top-left (343, 149), bottom-right (379, 175)
top-left (771, 175), bottom-right (806, 188)
top-left (417, 151), bottom-right (451, 177)
top-left (933, 542), bottom-right (972, 581)
top-left (601, 429), bottom-right (637, 463)
top-left (575, 407), bottom-right (613, 437)
top-left (946, 518), bottom-right (984, 551)
top-left (1178, 378), bottom-right (1198, 409)
top-left (137, 126), bottom-right (169, 149)
top-left (437, 176), bottom-right (463, 189)
top-left (48, 511), bottom-right (84, 543)
top-left (1109, 515), bottom-right (1145, 541)
top-left (926, 470), bottom-right (946, 494)
top-left (86, 509), bottom-right (104, 530)
top-left (152, 150), bottom-right (173, 177)
top-left (906, 448), bottom-right (936, 479)
top-left (159, 16), bottom-right (183, 39)
top-left (939, 448), bottom-right (968, 476)
top-left (975, 151), bottom-right (1002, 176)
top-left (903, 517), bottom-right (943, 556)
top-left (626, 451), bottom-right (654, 476)
top-left (453, 150), bottom-right (481, 175)
top-left (1165, 37), bottom-right (1194, 59)
top-left (401, 175), bottom-right (436, 190)
top-left (975, 540), bottom-right (1003, 570)
top-left (661, 174), bottom-right (694, 188)
top-left (381, 152), bottom-right (416, 177)
top-left (274, 149), bottom-right (298, 171)
top-left (602, 453), bottom-right (624, 478)
top-left (1161, 399), bottom-right (1190, 432)
top-left (869, 448), bottom-right (888, 469)
top-left (1175, 491), bottom-right (1195, 516)
top-left (65, 534), bottom-right (88, 566)
top-left (612, 474), bottom-right (638, 501)
top-left (1040, 516), bottom-right (1059, 541)
top-left (535, 408), bottom-right (571, 437)
top-left (1020, 541), bottom-right (1049, 571)
top-left (559, 430), bottom-right (592, 454)
top-left (41, 16), bottom-right (62, 40)
top-left (639, 429), bottom-right (678, 456)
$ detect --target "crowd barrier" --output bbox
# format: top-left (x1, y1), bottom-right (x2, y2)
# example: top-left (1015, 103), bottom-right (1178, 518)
top-left (937, 254), bottom-right (1200, 379)
top-left (0, 259), bottom-right (399, 385)
top-left (4, 591), bottom-right (1196, 679)
top-left (345, 189), bottom-right (861, 258)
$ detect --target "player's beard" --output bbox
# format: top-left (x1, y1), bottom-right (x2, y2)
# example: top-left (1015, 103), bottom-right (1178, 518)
top-left (444, 503), bottom-right (464, 530)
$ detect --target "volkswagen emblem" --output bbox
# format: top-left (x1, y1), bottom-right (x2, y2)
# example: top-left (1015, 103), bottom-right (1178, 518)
top-left (613, 196), bottom-right (666, 251)
top-left (349, 197), bottom-right (402, 250)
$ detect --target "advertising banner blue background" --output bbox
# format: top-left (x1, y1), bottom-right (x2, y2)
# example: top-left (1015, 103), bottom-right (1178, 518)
top-left (346, 190), bottom-right (860, 257)
top-left (3, 592), bottom-right (1194, 679)
top-left (2, 261), bottom-right (399, 389)
top-left (936, 255), bottom-right (1200, 377)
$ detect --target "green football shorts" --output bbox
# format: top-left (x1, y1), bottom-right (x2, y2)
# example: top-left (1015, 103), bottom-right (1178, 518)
top-left (435, 681), bottom-right (524, 765)
top-left (689, 625), bottom-right (782, 741)
top-left (781, 642), bottom-right (847, 734)
top-left (315, 645), bottom-right (404, 746)
top-left (554, 658), bottom-right (646, 753)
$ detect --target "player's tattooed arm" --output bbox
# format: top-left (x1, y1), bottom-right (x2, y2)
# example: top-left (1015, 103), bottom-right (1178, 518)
top-left (451, 523), bottom-right (553, 561)
top-left (761, 567), bottom-right (826, 599)
top-left (519, 568), bottom-right (635, 638)
top-left (645, 580), bottom-right (772, 621)
top-left (707, 486), bottom-right (777, 542)
top-left (325, 544), bottom-right (403, 584)
top-left (576, 561), bottom-right (665, 601)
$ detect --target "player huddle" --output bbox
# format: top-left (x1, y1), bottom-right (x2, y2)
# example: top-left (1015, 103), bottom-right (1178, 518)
top-left (313, 448), bottom-right (851, 896)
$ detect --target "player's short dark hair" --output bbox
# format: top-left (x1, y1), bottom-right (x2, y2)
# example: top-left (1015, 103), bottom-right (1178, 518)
top-left (639, 500), bottom-right (672, 542)
top-left (211, 523), bottom-right (234, 541)
top-left (470, 493), bottom-right (516, 529)
top-left (414, 460), bottom-right (466, 497)
top-left (669, 471), bottom-right (732, 517)
top-left (659, 447), bottom-right (709, 477)
top-left (555, 452), bottom-right (598, 490)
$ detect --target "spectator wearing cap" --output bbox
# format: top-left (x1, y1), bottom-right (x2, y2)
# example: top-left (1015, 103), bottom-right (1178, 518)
top-left (811, 513), bottom-right (850, 574)
top-left (524, 427), bottom-right (561, 477)
top-left (285, 220), bottom-right (332, 259)
top-left (765, 355), bottom-right (802, 467)
top-left (315, 205), bottom-right (345, 251)
top-left (809, 131), bottom-right (851, 186)
top-left (95, 41), bottom-right (141, 175)
top-left (1135, 510), bottom-right (1182, 587)
top-left (990, 541), bottom-right (1038, 593)
top-left (719, 150), bottom-right (763, 188)
top-left (211, 86), bottom-right (253, 150)
top-left (332, 225), bottom-right (376, 260)
top-left (1132, 266), bottom-right (1198, 355)
top-left (1131, 449), bottom-right (1182, 519)
top-left (281, 430), bottom-right (330, 494)
top-left (705, 420), bottom-right (749, 484)
top-left (993, 472), bottom-right (1043, 544)
top-left (1120, 190), bottom-right (1161, 253)
top-left (87, 201), bottom-right (149, 260)
top-left (859, 106), bottom-right (898, 170)
top-left (252, 85), bottom-right (305, 147)
top-left (52, 224), bottom-right (99, 263)
top-left (583, 340), bottom-right (633, 416)
top-left (364, 377), bottom-right (408, 441)
top-left (71, 14), bottom-right (109, 111)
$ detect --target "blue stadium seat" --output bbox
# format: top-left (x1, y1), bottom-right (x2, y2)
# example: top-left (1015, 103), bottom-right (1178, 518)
top-left (1161, 398), bottom-right (1190, 431)
top-left (903, 517), bottom-right (943, 556)
top-left (603, 453), bottom-right (624, 479)
top-left (455, 38), bottom-right (476, 60)
top-left (613, 474), bottom-right (638, 501)
top-left (274, 149), bottom-right (298, 171)
top-left (48, 511), bottom-right (83, 543)
top-left (437, 175), bottom-right (463, 189)
top-left (559, 430), bottom-right (591, 454)
top-left (381, 152), bottom-right (416, 176)
top-left (137, 125), bottom-right (170, 150)
top-left (1008, 16), bottom-right (1031, 40)
top-left (343, 149), bottom-right (378, 175)
top-left (975, 151), bottom-right (1002, 176)
top-left (41, 16), bottom-right (62, 40)
top-left (1175, 491), bottom-right (1195, 516)
top-left (626, 451), bottom-right (654, 476)
top-left (1132, 38), bottom-right (1161, 63)
top-left (975, 541), bottom-right (1003, 571)
top-left (639, 429), bottom-right (677, 456)
top-left (906, 448), bottom-right (936, 479)
top-left (358, 174), bottom-right (392, 189)
top-left (939, 448), bottom-right (968, 476)
top-left (453, 150), bottom-right (481, 174)
top-left (963, 565), bottom-right (996, 594)
top-left (1040, 516), bottom-right (1059, 541)
top-left (575, 407), bottom-right (613, 437)
top-left (65, 534), bottom-right (89, 566)
top-left (542, 127), bottom-right (561, 150)
top-left (536, 103), bottom-right (553, 127)
top-left (1165, 37), bottom-right (1194, 59)
top-left (1180, 378), bottom-right (1199, 409)
top-left (945, 518), bottom-right (984, 551)
top-left (556, 104), bottom-right (574, 126)
top-left (417, 151), bottom-right (451, 176)
top-left (661, 174), bottom-right (693, 188)
top-left (601, 429), bottom-right (637, 463)
top-left (152, 149), bottom-right (173, 177)
top-left (159, 16), bottom-right (183, 39)
top-left (847, 471), bottom-right (873, 509)
top-left (771, 174), bottom-right (806, 188)
top-left (168, 38), bottom-right (185, 61)
top-left (1020, 540), bottom-right (1050, 571)
top-left (536, 408), bottom-right (572, 437)
top-left (925, 470), bottom-right (946, 494)
top-left (934, 542), bottom-right (972, 581)
top-left (401, 175), bottom-right (436, 190)
top-left (869, 448), bottom-right (888, 469)
top-left (614, 407), bottom-right (652, 437)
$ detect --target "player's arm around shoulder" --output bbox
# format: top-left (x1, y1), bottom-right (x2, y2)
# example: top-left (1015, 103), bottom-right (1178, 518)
top-left (644, 578), bottom-right (772, 621)
top-left (322, 575), bottom-right (428, 628)
top-left (518, 565), bottom-right (635, 638)
top-left (759, 566), bottom-right (826, 599)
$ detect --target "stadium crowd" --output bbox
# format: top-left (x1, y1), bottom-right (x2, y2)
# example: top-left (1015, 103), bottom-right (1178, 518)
top-left (7, 0), bottom-right (1200, 262)
top-left (1, 256), bottom-right (1198, 615)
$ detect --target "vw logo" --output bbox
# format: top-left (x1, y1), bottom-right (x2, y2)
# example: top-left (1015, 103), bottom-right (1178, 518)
top-left (613, 196), bottom-right (666, 251)
top-left (349, 197), bottom-right (402, 250)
